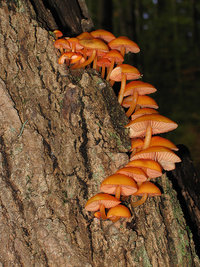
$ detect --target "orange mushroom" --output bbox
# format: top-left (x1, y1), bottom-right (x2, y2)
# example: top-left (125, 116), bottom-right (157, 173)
top-left (53, 30), bottom-right (63, 39)
top-left (116, 166), bottom-right (147, 183)
top-left (85, 193), bottom-right (120, 220)
top-left (123, 81), bottom-right (157, 117)
top-left (131, 181), bottom-right (161, 208)
top-left (73, 38), bottom-right (109, 69)
top-left (126, 159), bottom-right (163, 179)
top-left (54, 38), bottom-right (70, 54)
top-left (110, 64), bottom-right (141, 104)
top-left (96, 58), bottom-right (111, 79)
top-left (130, 146), bottom-right (181, 171)
top-left (90, 29), bottom-right (116, 43)
top-left (131, 108), bottom-right (159, 120)
top-left (107, 204), bottom-right (131, 222)
top-left (125, 114), bottom-right (178, 149)
top-left (108, 36), bottom-right (140, 57)
top-left (103, 49), bottom-right (124, 81)
top-left (100, 173), bottom-right (138, 200)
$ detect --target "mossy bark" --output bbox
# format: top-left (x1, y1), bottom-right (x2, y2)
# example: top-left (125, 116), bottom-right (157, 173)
top-left (0, 1), bottom-right (199, 266)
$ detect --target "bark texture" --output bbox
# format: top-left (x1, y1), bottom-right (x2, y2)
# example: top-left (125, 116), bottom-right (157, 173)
top-left (0, 1), bottom-right (199, 266)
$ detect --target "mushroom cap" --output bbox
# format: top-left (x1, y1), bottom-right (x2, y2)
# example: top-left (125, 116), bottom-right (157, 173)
top-left (125, 114), bottom-right (178, 138)
top-left (124, 81), bottom-right (157, 97)
top-left (79, 38), bottom-right (109, 55)
top-left (91, 29), bottom-right (116, 43)
top-left (67, 37), bottom-right (83, 50)
top-left (54, 38), bottom-right (70, 50)
top-left (116, 166), bottom-right (147, 183)
top-left (149, 136), bottom-right (178, 151)
top-left (126, 159), bottom-right (163, 178)
top-left (58, 52), bottom-right (83, 64)
top-left (130, 136), bottom-right (178, 151)
top-left (96, 58), bottom-right (111, 68)
top-left (53, 30), bottom-right (63, 39)
top-left (100, 174), bottom-right (138, 196)
top-left (77, 32), bottom-right (94, 40)
top-left (134, 181), bottom-right (161, 196)
top-left (85, 193), bottom-right (120, 211)
top-left (108, 36), bottom-right (140, 54)
top-left (122, 95), bottom-right (159, 109)
top-left (130, 146), bottom-right (181, 171)
top-left (110, 64), bottom-right (141, 81)
top-left (107, 204), bottom-right (131, 220)
top-left (103, 49), bottom-right (124, 64)
top-left (131, 108), bottom-right (159, 120)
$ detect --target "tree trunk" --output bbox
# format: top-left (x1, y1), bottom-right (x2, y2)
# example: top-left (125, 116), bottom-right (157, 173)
top-left (0, 1), bottom-right (199, 266)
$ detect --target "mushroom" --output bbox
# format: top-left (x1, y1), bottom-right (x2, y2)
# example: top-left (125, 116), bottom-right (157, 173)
top-left (96, 58), bottom-right (111, 79)
top-left (125, 114), bottom-right (178, 149)
top-left (54, 38), bottom-right (70, 54)
top-left (130, 146), bottom-right (181, 171)
top-left (107, 204), bottom-right (131, 222)
top-left (131, 108), bottom-right (159, 120)
top-left (126, 159), bottom-right (163, 179)
top-left (116, 166), bottom-right (147, 183)
top-left (123, 81), bottom-right (157, 117)
top-left (100, 173), bottom-right (138, 200)
top-left (73, 38), bottom-right (109, 69)
top-left (58, 52), bottom-right (84, 66)
top-left (110, 64), bottom-right (141, 104)
top-left (53, 30), bottom-right (63, 40)
top-left (122, 95), bottom-right (159, 116)
top-left (131, 181), bottom-right (161, 208)
top-left (85, 193), bottom-right (120, 219)
top-left (102, 49), bottom-right (124, 81)
top-left (90, 29), bottom-right (116, 43)
top-left (108, 36), bottom-right (140, 57)
top-left (129, 136), bottom-right (178, 155)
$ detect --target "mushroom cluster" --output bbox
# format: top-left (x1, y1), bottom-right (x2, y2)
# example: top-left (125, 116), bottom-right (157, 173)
top-left (53, 29), bottom-right (181, 223)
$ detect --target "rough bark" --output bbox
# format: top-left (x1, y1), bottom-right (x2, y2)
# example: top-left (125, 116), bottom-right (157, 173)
top-left (0, 1), bottom-right (199, 266)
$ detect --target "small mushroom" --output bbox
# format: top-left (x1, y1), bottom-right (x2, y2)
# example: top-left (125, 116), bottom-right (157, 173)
top-left (110, 64), bottom-right (141, 104)
top-left (116, 166), bottom-right (148, 183)
top-left (85, 193), bottom-right (120, 220)
top-left (100, 173), bottom-right (138, 200)
top-left (130, 146), bottom-right (181, 171)
top-left (131, 181), bottom-right (161, 208)
top-left (107, 204), bottom-right (131, 222)
top-left (126, 159), bottom-right (163, 179)
top-left (108, 36), bottom-right (140, 57)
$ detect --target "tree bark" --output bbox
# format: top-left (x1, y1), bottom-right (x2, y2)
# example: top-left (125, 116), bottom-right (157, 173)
top-left (0, 1), bottom-right (199, 266)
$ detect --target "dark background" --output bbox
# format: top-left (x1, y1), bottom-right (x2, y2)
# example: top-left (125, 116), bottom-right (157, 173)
top-left (86, 0), bottom-right (200, 172)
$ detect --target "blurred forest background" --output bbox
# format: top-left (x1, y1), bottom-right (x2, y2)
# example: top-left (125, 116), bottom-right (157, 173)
top-left (86, 0), bottom-right (200, 172)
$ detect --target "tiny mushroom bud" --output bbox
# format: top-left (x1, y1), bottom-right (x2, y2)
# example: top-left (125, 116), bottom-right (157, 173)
top-left (53, 30), bottom-right (63, 39)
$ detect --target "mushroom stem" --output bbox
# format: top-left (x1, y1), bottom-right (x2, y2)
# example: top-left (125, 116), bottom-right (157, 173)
top-left (125, 91), bottom-right (139, 117)
top-left (99, 204), bottom-right (107, 219)
top-left (115, 186), bottom-right (121, 200)
top-left (106, 59), bottom-right (115, 81)
top-left (131, 193), bottom-right (148, 208)
top-left (120, 46), bottom-right (125, 57)
top-left (93, 55), bottom-right (98, 70)
top-left (72, 49), bottom-right (96, 69)
top-left (101, 65), bottom-right (106, 78)
top-left (142, 125), bottom-right (152, 150)
top-left (118, 73), bottom-right (127, 104)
